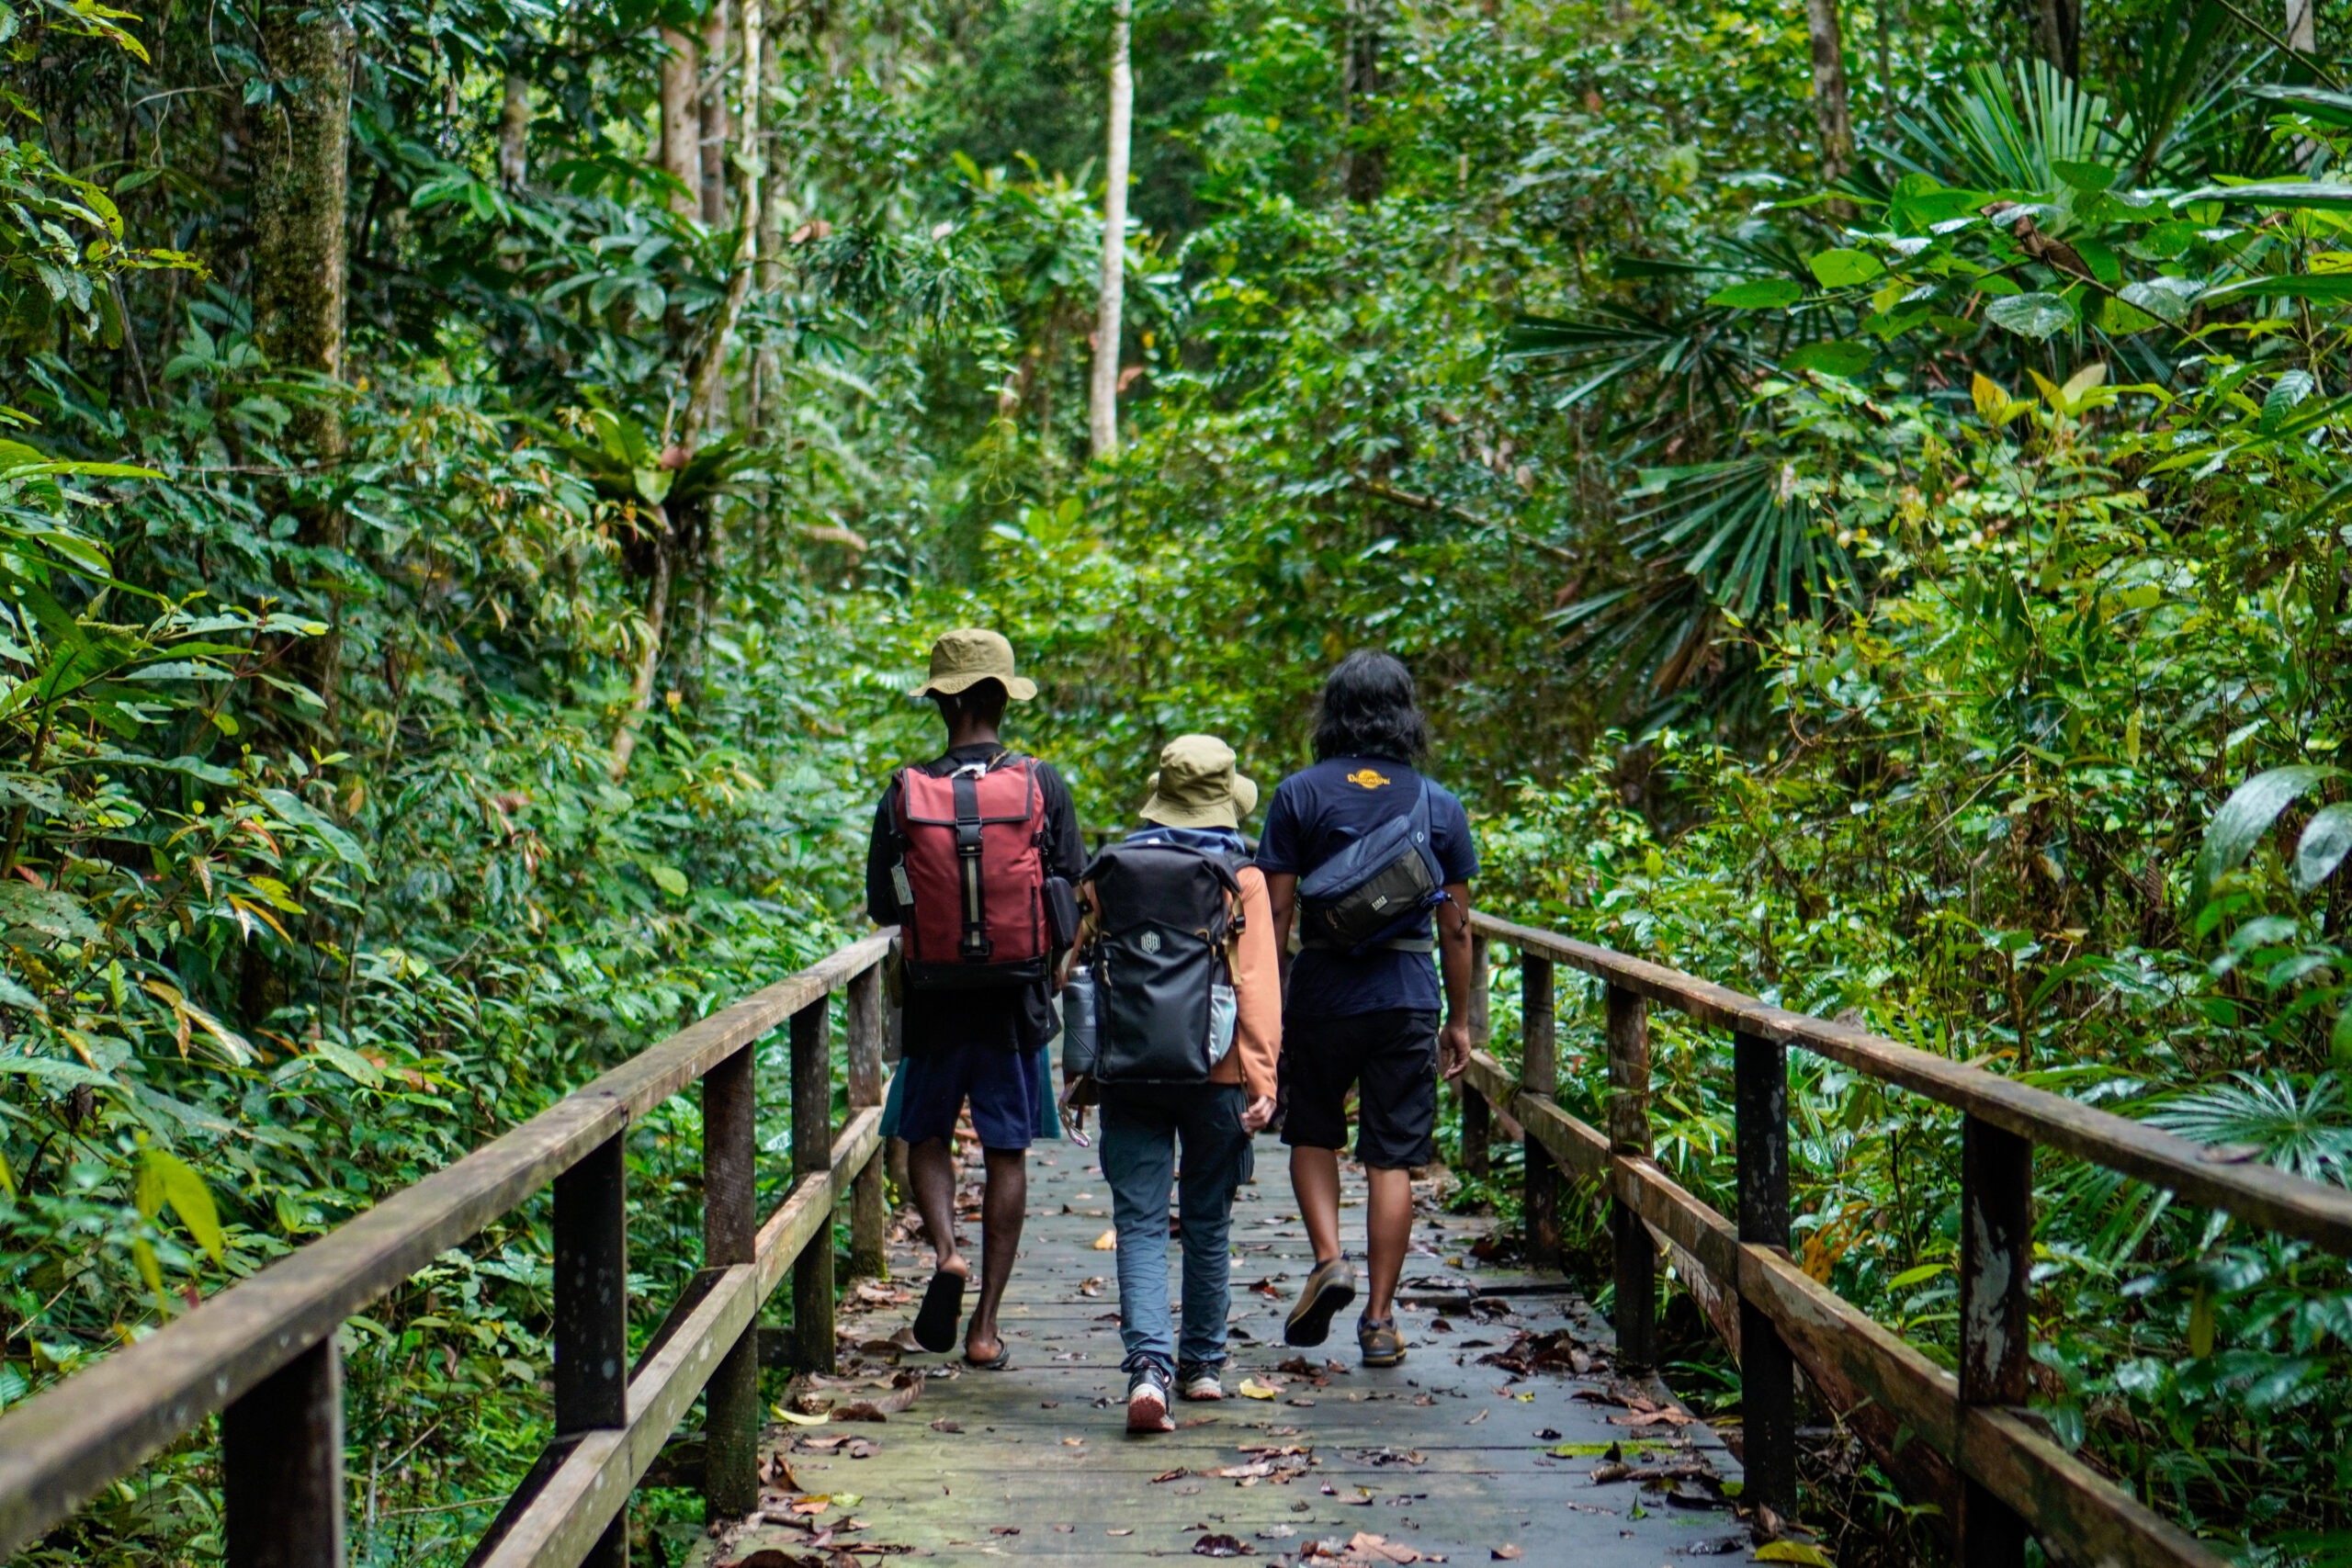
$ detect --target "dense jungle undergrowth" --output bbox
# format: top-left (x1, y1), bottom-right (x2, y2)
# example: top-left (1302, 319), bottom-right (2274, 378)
top-left (2, 0), bottom-right (2350, 1555)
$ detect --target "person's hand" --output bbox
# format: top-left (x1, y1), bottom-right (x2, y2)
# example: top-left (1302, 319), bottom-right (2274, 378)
top-left (1439, 1019), bottom-right (1472, 1081)
top-left (1241, 1094), bottom-right (1276, 1133)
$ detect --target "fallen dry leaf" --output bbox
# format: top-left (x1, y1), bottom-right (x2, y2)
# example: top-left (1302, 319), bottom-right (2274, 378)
top-left (1193, 1533), bottom-right (1249, 1558)
top-left (1492, 1548), bottom-right (1524, 1562)
top-left (1347, 1531), bottom-right (1422, 1563)
top-left (1091, 1228), bottom-right (1118, 1250)
top-left (1237, 1377), bottom-right (1282, 1400)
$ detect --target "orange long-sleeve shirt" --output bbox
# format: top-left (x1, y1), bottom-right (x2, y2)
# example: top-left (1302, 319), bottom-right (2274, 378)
top-left (1211, 864), bottom-right (1282, 1100)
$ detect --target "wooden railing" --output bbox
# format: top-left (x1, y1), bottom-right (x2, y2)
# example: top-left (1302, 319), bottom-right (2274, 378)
top-left (0, 931), bottom-right (897, 1568)
top-left (1458, 911), bottom-right (2352, 1568)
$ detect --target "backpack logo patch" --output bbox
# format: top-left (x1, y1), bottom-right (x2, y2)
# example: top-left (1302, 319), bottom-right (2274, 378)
top-left (1140, 930), bottom-right (1162, 954)
top-left (1346, 768), bottom-right (1392, 790)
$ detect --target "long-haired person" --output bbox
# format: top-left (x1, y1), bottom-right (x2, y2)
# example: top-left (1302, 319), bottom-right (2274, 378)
top-left (1253, 651), bottom-right (1476, 1367)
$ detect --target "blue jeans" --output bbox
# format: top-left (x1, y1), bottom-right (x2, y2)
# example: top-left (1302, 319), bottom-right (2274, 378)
top-left (1098, 1083), bottom-right (1253, 1377)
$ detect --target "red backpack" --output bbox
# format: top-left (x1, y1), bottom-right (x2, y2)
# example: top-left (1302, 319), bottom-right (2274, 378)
top-left (888, 753), bottom-right (1060, 988)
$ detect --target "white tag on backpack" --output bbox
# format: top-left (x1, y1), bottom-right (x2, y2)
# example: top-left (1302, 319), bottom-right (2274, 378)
top-left (891, 863), bottom-right (914, 907)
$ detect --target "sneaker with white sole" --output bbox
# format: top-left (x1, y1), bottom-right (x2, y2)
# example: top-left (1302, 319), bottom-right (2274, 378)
top-left (1126, 1365), bottom-right (1175, 1433)
top-left (1177, 1363), bottom-right (1225, 1402)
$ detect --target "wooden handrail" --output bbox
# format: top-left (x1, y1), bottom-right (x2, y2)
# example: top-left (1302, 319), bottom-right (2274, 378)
top-left (1459, 909), bottom-right (2350, 1568)
top-left (0, 930), bottom-right (898, 1565)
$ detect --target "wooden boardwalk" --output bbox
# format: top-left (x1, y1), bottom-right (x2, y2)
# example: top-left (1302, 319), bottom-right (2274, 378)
top-left (690, 1130), bottom-right (1745, 1566)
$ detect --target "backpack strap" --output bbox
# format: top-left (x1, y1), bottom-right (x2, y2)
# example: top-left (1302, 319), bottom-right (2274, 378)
top-left (950, 766), bottom-right (992, 962)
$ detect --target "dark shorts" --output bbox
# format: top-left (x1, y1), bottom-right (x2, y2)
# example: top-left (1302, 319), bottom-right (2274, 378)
top-left (1278, 1009), bottom-right (1439, 1169)
top-left (890, 1040), bottom-right (1046, 1152)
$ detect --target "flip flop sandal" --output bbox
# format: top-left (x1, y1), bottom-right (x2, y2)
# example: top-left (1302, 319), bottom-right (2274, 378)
top-left (911, 1269), bottom-right (967, 1353)
top-left (963, 1344), bottom-right (1013, 1371)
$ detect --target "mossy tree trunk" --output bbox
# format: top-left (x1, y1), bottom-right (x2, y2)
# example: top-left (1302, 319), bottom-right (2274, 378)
top-left (1089, 0), bottom-right (1132, 462)
top-left (660, 23), bottom-right (701, 219)
top-left (253, 0), bottom-right (354, 709)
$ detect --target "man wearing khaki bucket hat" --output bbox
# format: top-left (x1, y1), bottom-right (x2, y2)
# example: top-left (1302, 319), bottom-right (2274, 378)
top-left (1061, 735), bottom-right (1280, 1433)
top-left (865, 629), bottom-right (1083, 1369)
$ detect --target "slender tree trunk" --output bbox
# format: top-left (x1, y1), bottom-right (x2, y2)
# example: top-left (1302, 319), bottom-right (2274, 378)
top-left (1802, 0), bottom-right (1855, 189)
top-left (499, 66), bottom-right (529, 189)
top-left (253, 0), bottom-right (354, 705)
top-left (615, 0), bottom-right (763, 781)
top-left (2033, 0), bottom-right (2079, 78)
top-left (700, 0), bottom-right (732, 226)
top-left (757, 27), bottom-right (787, 293)
top-left (1341, 0), bottom-right (1386, 204)
top-left (660, 26), bottom-right (701, 219)
top-left (2287, 0), bottom-right (2316, 52)
top-left (1089, 0), bottom-right (1133, 462)
top-left (608, 526), bottom-right (673, 781)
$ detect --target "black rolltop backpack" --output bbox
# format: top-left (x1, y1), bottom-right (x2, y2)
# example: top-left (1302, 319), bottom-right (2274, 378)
top-left (1080, 840), bottom-right (1245, 1085)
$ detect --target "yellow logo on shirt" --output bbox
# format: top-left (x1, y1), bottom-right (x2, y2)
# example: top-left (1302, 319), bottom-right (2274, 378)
top-left (1345, 768), bottom-right (1392, 790)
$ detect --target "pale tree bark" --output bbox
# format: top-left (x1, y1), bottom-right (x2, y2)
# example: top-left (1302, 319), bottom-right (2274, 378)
top-left (1802, 0), bottom-right (1855, 191)
top-left (615, 0), bottom-right (763, 780)
top-left (700, 0), bottom-right (731, 225)
top-left (660, 25), bottom-right (701, 219)
top-left (2288, 0), bottom-right (2316, 52)
top-left (499, 66), bottom-right (530, 189)
top-left (1088, 0), bottom-right (1133, 462)
top-left (253, 0), bottom-right (354, 704)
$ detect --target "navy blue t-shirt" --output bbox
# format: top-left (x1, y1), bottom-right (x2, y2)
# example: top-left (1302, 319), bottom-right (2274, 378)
top-left (1255, 758), bottom-right (1477, 1019)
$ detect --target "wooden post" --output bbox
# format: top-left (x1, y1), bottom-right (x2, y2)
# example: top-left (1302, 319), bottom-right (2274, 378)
top-left (1959, 1116), bottom-right (2034, 1568)
top-left (884, 996), bottom-right (910, 1200)
top-left (702, 1045), bottom-right (759, 1522)
top-left (553, 1133), bottom-right (628, 1567)
top-left (1606, 984), bottom-right (1656, 1373)
top-left (1461, 934), bottom-right (1491, 1179)
top-left (223, 1335), bottom-right (345, 1568)
top-left (792, 998), bottom-right (837, 1375)
top-left (1734, 1029), bottom-right (1796, 1522)
top-left (847, 964), bottom-right (888, 1278)
top-left (1521, 953), bottom-right (1559, 1269)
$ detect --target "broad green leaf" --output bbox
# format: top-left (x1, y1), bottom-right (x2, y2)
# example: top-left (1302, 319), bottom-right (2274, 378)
top-left (257, 787), bottom-right (373, 872)
top-left (2120, 276), bottom-right (2202, 324)
top-left (2175, 180), bottom-right (2352, 210)
top-left (2197, 273), bottom-right (2352, 305)
top-left (2052, 160), bottom-right (2115, 193)
top-left (2292, 802), bottom-right (2352, 894)
top-left (1807, 249), bottom-right (1883, 288)
top-left (2198, 765), bottom-right (2345, 904)
top-left (138, 1147), bottom-right (225, 1263)
top-left (1783, 341), bottom-right (1872, 378)
top-left (1757, 1542), bottom-right (1836, 1567)
top-left (1984, 292), bottom-right (2074, 340)
top-left (649, 863), bottom-right (691, 897)
top-left (1705, 279), bottom-right (1803, 310)
top-left (309, 1043), bottom-right (386, 1089)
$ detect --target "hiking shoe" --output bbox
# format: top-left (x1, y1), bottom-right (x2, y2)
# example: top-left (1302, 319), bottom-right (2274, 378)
top-left (1283, 1257), bottom-right (1357, 1348)
top-left (1177, 1364), bottom-right (1225, 1402)
top-left (1126, 1365), bottom-right (1175, 1434)
top-left (1358, 1315), bottom-right (1407, 1368)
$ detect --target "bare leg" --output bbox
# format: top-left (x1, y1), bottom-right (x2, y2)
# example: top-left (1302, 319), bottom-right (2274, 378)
top-left (907, 1136), bottom-right (969, 1279)
top-left (1290, 1145), bottom-right (1344, 1266)
top-left (965, 1146), bottom-right (1027, 1361)
top-left (1363, 1165), bottom-right (1413, 1322)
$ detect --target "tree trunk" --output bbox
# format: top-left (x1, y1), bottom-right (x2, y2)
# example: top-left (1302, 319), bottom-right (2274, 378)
top-left (757, 26), bottom-right (787, 293)
top-left (1341, 0), bottom-right (1386, 204)
top-left (2288, 0), bottom-right (2316, 52)
top-left (1802, 0), bottom-right (1855, 189)
top-left (499, 67), bottom-right (530, 189)
top-left (700, 0), bottom-right (732, 226)
top-left (608, 525), bottom-right (674, 782)
top-left (252, 0), bottom-right (354, 705)
top-left (660, 26), bottom-right (701, 219)
top-left (2032, 0), bottom-right (2079, 78)
top-left (1088, 0), bottom-right (1133, 462)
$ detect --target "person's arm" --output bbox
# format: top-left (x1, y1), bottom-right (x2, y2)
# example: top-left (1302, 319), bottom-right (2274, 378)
top-left (1263, 870), bottom-right (1296, 998)
top-left (864, 784), bottom-right (900, 927)
top-left (1436, 880), bottom-right (1474, 1079)
top-left (1231, 869), bottom-right (1282, 1125)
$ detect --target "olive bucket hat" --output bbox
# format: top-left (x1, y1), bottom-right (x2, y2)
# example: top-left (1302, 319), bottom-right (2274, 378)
top-left (911, 627), bottom-right (1038, 702)
top-left (1139, 734), bottom-right (1260, 830)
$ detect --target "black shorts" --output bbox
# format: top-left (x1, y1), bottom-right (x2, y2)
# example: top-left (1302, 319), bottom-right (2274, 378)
top-left (1278, 1009), bottom-right (1439, 1169)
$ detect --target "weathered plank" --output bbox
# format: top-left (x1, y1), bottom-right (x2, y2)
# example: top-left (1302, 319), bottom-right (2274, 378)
top-left (1468, 914), bottom-right (2352, 1255)
top-left (0, 938), bottom-right (892, 1561)
top-left (475, 1109), bottom-right (882, 1568)
top-left (0, 1091), bottom-right (624, 1557)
